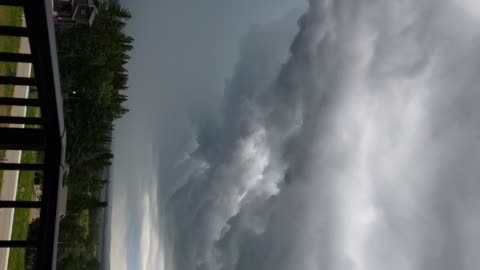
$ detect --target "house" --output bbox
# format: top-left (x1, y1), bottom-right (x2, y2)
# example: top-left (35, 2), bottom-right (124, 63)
top-left (54, 0), bottom-right (99, 27)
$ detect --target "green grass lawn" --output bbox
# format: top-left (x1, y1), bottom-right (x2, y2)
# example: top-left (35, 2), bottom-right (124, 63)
top-left (7, 150), bottom-right (39, 270)
top-left (7, 92), bottom-right (41, 270)
top-left (0, 5), bottom-right (23, 98)
top-left (0, 5), bottom-right (24, 194)
top-left (1, 6), bottom-right (39, 266)
top-left (25, 90), bottom-right (40, 127)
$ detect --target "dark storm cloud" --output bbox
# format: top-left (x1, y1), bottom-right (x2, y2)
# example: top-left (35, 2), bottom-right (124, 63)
top-left (111, 0), bottom-right (480, 269)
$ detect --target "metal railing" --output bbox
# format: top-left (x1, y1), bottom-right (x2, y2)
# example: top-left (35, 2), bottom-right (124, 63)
top-left (0, 0), bottom-right (66, 269)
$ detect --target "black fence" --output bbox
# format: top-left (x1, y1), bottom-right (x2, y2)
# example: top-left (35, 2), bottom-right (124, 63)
top-left (0, 0), bottom-right (66, 269)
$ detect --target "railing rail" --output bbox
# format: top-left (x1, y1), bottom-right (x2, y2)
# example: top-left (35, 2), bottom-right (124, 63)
top-left (0, 0), bottom-right (66, 269)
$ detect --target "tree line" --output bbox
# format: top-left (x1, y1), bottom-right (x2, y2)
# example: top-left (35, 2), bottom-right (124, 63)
top-left (27, 3), bottom-right (133, 269)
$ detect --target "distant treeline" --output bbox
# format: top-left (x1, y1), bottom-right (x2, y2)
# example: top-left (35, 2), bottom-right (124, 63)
top-left (45, 3), bottom-right (132, 270)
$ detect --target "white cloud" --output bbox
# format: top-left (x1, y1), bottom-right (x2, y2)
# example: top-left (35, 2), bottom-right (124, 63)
top-left (110, 165), bottom-right (162, 270)
top-left (451, 0), bottom-right (480, 21)
top-left (109, 194), bottom-right (128, 270)
top-left (162, 0), bottom-right (480, 269)
top-left (140, 188), bottom-right (164, 270)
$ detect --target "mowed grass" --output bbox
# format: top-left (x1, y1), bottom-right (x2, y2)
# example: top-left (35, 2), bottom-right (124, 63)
top-left (0, 5), bottom-right (24, 193)
top-left (0, 5), bottom-right (23, 98)
top-left (1, 6), bottom-right (41, 270)
top-left (7, 150), bottom-right (40, 270)
top-left (7, 94), bottom-right (41, 270)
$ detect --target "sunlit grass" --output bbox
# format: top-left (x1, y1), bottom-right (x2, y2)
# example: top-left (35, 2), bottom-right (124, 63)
top-left (0, 5), bottom-right (27, 195)
top-left (7, 149), bottom-right (39, 270)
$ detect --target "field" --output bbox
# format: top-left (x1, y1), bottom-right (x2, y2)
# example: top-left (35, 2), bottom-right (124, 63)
top-left (0, 5), bottom-right (23, 193)
top-left (7, 150), bottom-right (39, 270)
top-left (7, 92), bottom-right (41, 270)
top-left (1, 7), bottom-right (37, 267)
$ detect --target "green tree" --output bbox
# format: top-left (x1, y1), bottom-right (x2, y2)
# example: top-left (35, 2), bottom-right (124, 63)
top-left (56, 2), bottom-right (133, 266)
top-left (68, 194), bottom-right (108, 213)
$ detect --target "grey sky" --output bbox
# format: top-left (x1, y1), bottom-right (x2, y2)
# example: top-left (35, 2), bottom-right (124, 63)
top-left (110, 0), bottom-right (480, 270)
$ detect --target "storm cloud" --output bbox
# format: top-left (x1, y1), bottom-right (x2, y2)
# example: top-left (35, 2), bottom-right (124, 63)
top-left (111, 0), bottom-right (480, 269)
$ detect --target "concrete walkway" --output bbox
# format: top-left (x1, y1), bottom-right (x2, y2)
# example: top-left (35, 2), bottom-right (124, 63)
top-left (0, 26), bottom-right (32, 270)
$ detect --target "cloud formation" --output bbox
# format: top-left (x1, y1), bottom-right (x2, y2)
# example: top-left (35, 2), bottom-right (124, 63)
top-left (112, 0), bottom-right (480, 269)
top-left (155, 0), bottom-right (480, 270)
top-left (109, 1), bottom-right (304, 269)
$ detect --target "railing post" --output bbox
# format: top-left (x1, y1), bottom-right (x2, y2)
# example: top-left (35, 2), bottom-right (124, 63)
top-left (0, 163), bottom-right (44, 171)
top-left (0, 25), bottom-right (28, 37)
top-left (0, 116), bottom-right (43, 125)
top-left (0, 52), bottom-right (33, 63)
top-left (0, 201), bottom-right (42, 208)
top-left (0, 240), bottom-right (38, 248)
top-left (0, 0), bottom-right (25, 7)
top-left (0, 128), bottom-right (45, 150)
top-left (0, 97), bottom-right (40, 106)
top-left (0, 76), bottom-right (36, 86)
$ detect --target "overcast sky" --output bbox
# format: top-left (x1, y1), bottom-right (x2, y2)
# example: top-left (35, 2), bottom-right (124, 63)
top-left (109, 0), bottom-right (480, 270)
